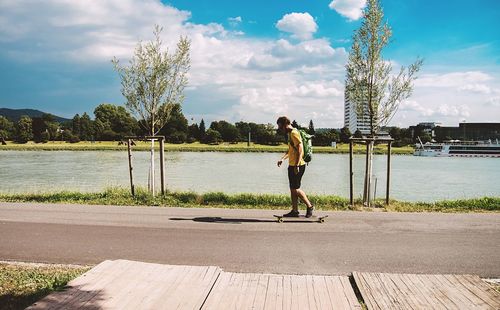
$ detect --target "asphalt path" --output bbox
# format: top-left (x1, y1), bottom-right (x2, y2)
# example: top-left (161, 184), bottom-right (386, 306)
top-left (0, 202), bottom-right (498, 277)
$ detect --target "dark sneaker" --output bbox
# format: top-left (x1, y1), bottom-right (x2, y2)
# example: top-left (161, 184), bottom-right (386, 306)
top-left (283, 210), bottom-right (300, 217)
top-left (305, 206), bottom-right (314, 218)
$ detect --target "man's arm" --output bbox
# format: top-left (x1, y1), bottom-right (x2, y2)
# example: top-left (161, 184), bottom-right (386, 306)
top-left (277, 152), bottom-right (289, 167)
top-left (293, 142), bottom-right (303, 174)
top-left (296, 142), bottom-right (303, 165)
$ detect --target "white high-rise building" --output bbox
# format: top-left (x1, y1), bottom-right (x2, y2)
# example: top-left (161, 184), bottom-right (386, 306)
top-left (344, 94), bottom-right (371, 134)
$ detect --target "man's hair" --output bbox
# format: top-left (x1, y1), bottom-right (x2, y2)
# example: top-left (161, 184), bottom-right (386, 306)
top-left (276, 116), bottom-right (291, 126)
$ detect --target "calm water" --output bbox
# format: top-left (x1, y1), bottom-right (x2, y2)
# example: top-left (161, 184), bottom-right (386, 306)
top-left (0, 150), bottom-right (498, 201)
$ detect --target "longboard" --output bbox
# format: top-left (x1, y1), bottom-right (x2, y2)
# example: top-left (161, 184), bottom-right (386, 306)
top-left (273, 214), bottom-right (328, 223)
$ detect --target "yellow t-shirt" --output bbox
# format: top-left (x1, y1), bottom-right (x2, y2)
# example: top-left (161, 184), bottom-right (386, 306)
top-left (288, 128), bottom-right (306, 167)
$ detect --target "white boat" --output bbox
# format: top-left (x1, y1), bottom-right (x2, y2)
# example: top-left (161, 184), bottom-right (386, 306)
top-left (414, 138), bottom-right (500, 157)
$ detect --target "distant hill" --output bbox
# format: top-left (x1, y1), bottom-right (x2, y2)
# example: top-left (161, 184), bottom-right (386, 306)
top-left (0, 108), bottom-right (70, 123)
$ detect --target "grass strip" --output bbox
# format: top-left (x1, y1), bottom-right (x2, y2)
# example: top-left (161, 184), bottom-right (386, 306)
top-left (0, 187), bottom-right (498, 213)
top-left (0, 262), bottom-right (90, 310)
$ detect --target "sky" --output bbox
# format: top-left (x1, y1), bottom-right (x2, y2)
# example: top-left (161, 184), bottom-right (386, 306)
top-left (0, 0), bottom-right (499, 128)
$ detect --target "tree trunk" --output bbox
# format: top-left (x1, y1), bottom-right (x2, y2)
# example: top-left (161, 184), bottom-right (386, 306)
top-left (150, 138), bottom-right (155, 196)
top-left (363, 140), bottom-right (374, 207)
top-left (367, 140), bottom-right (374, 207)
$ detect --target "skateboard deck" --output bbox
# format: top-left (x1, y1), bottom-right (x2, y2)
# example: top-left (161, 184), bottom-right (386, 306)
top-left (273, 214), bottom-right (328, 223)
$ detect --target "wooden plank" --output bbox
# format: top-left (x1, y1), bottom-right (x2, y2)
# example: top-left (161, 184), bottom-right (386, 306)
top-left (404, 273), bottom-right (459, 309)
top-left (264, 275), bottom-right (280, 309)
top-left (26, 260), bottom-right (116, 309)
top-left (455, 274), bottom-right (500, 309)
top-left (432, 274), bottom-right (475, 308)
top-left (304, 275), bottom-right (317, 310)
top-left (330, 276), bottom-right (350, 309)
top-left (375, 273), bottom-right (408, 310)
top-left (159, 265), bottom-right (219, 309)
top-left (293, 274), bottom-right (310, 310)
top-left (353, 272), bottom-right (377, 310)
top-left (242, 273), bottom-right (262, 309)
top-left (253, 274), bottom-right (270, 309)
top-left (388, 273), bottom-right (429, 310)
top-left (136, 263), bottom-right (184, 308)
top-left (362, 272), bottom-right (393, 309)
top-left (314, 276), bottom-right (332, 310)
top-left (400, 273), bottom-right (447, 310)
top-left (43, 259), bottom-right (133, 309)
top-left (282, 275), bottom-right (293, 310)
top-left (444, 275), bottom-right (488, 309)
top-left (30, 260), bottom-right (221, 310)
top-left (115, 262), bottom-right (166, 309)
top-left (95, 259), bottom-right (151, 308)
top-left (201, 271), bottom-right (232, 309)
top-left (354, 272), bottom-right (500, 310)
top-left (339, 276), bottom-right (362, 310)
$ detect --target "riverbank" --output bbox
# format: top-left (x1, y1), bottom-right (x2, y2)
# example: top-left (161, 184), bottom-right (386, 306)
top-left (0, 261), bottom-right (89, 310)
top-left (1, 188), bottom-right (498, 213)
top-left (0, 141), bottom-right (414, 154)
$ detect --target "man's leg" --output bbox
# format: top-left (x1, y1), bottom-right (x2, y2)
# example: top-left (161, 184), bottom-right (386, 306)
top-left (290, 188), bottom-right (299, 212)
top-left (296, 189), bottom-right (312, 208)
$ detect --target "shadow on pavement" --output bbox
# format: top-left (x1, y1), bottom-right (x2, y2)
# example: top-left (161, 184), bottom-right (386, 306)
top-left (169, 217), bottom-right (277, 224)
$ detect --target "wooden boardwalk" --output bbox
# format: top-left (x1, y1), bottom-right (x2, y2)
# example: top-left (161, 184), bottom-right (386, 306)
top-left (26, 260), bottom-right (500, 309)
top-left (27, 260), bottom-right (221, 309)
top-left (353, 272), bottom-right (500, 310)
top-left (203, 272), bottom-right (361, 309)
top-left (27, 260), bottom-right (361, 309)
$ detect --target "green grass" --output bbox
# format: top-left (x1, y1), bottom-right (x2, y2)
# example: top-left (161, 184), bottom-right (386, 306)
top-left (0, 262), bottom-right (90, 310)
top-left (0, 187), bottom-right (498, 213)
top-left (0, 141), bottom-right (414, 154)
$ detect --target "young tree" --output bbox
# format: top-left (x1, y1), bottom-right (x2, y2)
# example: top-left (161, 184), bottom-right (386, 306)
top-left (0, 116), bottom-right (14, 140)
top-left (345, 0), bottom-right (422, 206)
top-left (159, 104), bottom-right (189, 143)
top-left (112, 25), bottom-right (190, 194)
top-left (79, 113), bottom-right (94, 141)
top-left (204, 128), bottom-right (222, 144)
top-left (340, 126), bottom-right (351, 143)
top-left (15, 115), bottom-right (33, 143)
top-left (94, 104), bottom-right (137, 139)
top-left (308, 120), bottom-right (315, 135)
top-left (71, 114), bottom-right (81, 138)
top-left (199, 119), bottom-right (206, 140)
top-left (187, 123), bottom-right (200, 142)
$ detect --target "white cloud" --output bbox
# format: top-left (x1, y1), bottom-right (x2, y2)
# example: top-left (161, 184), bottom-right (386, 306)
top-left (228, 16), bottom-right (242, 27)
top-left (399, 100), bottom-right (434, 117)
top-left (415, 71), bottom-right (492, 88)
top-left (458, 84), bottom-right (491, 94)
top-left (228, 16), bottom-right (242, 22)
top-left (0, 0), bottom-right (349, 127)
top-left (245, 38), bottom-right (346, 71)
top-left (0, 0), bottom-right (498, 128)
top-left (329, 0), bottom-right (366, 21)
top-left (486, 97), bottom-right (500, 107)
top-left (390, 70), bottom-right (500, 126)
top-left (276, 12), bottom-right (318, 40)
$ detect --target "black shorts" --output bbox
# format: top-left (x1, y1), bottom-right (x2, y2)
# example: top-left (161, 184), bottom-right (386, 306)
top-left (288, 165), bottom-right (306, 189)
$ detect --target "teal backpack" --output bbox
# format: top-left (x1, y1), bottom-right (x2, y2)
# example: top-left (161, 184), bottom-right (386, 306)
top-left (289, 129), bottom-right (313, 163)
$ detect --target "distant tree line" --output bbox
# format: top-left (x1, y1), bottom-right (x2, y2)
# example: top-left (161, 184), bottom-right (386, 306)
top-left (0, 103), bottom-right (415, 146)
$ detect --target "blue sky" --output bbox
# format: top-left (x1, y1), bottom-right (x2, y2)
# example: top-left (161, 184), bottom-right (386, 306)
top-left (0, 0), bottom-right (499, 127)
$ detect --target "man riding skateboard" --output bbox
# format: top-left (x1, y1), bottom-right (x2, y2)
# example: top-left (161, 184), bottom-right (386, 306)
top-left (276, 116), bottom-right (314, 218)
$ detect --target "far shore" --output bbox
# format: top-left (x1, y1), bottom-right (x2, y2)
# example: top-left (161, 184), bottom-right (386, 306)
top-left (0, 141), bottom-right (414, 154)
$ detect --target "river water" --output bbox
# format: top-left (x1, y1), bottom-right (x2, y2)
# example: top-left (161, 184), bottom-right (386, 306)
top-left (0, 150), bottom-right (498, 201)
